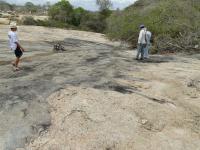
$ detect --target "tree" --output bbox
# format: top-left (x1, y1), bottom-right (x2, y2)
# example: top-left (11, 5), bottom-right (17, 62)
top-left (0, 0), bottom-right (13, 11)
top-left (96, 0), bottom-right (112, 11)
top-left (48, 0), bottom-right (73, 23)
top-left (72, 7), bottom-right (87, 26)
top-left (25, 2), bottom-right (37, 14)
top-left (46, 1), bottom-right (51, 9)
top-left (25, 2), bottom-right (34, 7)
top-left (95, 0), bottom-right (112, 32)
top-left (96, 0), bottom-right (112, 19)
top-left (43, 1), bottom-right (51, 10)
top-left (10, 4), bottom-right (16, 11)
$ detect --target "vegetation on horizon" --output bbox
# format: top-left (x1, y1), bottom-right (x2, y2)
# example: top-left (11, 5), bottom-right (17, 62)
top-left (1, 0), bottom-right (200, 53)
top-left (106, 0), bottom-right (200, 53)
top-left (22, 0), bottom-right (113, 33)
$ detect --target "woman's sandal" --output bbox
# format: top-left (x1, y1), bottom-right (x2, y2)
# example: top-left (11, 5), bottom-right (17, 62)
top-left (14, 67), bottom-right (20, 71)
top-left (12, 62), bottom-right (16, 67)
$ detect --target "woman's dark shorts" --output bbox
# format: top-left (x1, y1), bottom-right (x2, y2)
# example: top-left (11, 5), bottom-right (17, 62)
top-left (15, 47), bottom-right (23, 58)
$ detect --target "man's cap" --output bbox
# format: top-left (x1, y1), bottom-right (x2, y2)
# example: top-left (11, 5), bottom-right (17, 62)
top-left (140, 24), bottom-right (145, 29)
top-left (10, 22), bottom-right (17, 29)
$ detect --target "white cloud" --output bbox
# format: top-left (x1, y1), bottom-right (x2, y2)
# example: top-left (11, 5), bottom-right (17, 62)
top-left (5, 0), bottom-right (136, 10)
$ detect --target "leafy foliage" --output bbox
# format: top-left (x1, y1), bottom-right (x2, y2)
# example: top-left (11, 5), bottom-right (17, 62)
top-left (71, 7), bottom-right (87, 26)
top-left (46, 0), bottom-right (112, 32)
top-left (25, 2), bottom-right (37, 13)
top-left (48, 0), bottom-right (73, 23)
top-left (81, 13), bottom-right (107, 32)
top-left (2, 0), bottom-right (113, 33)
top-left (0, 0), bottom-right (13, 11)
top-left (22, 16), bottom-right (37, 25)
top-left (106, 0), bottom-right (200, 52)
top-left (96, 0), bottom-right (112, 11)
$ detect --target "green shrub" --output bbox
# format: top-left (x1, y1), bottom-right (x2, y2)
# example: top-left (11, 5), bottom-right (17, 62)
top-left (36, 19), bottom-right (70, 28)
top-left (106, 0), bottom-right (200, 52)
top-left (22, 16), bottom-right (71, 28)
top-left (71, 7), bottom-right (87, 26)
top-left (21, 0), bottom-right (112, 33)
top-left (46, 0), bottom-right (111, 33)
top-left (81, 15), bottom-right (107, 33)
top-left (22, 16), bottom-right (37, 25)
top-left (48, 0), bottom-right (73, 23)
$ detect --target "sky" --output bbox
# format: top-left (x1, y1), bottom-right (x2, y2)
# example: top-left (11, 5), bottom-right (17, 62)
top-left (5, 0), bottom-right (136, 11)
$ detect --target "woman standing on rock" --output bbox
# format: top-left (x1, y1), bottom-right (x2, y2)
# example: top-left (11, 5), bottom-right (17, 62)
top-left (8, 22), bottom-right (25, 71)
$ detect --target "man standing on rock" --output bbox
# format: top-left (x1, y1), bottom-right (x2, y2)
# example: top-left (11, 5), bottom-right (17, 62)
top-left (144, 29), bottom-right (152, 59)
top-left (136, 24), bottom-right (147, 60)
top-left (8, 22), bottom-right (25, 71)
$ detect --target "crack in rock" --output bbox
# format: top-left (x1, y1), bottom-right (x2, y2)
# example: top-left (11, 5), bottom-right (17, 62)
top-left (63, 109), bottom-right (101, 124)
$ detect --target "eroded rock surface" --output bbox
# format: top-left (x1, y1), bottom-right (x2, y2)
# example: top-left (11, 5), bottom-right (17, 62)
top-left (0, 25), bottom-right (200, 150)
